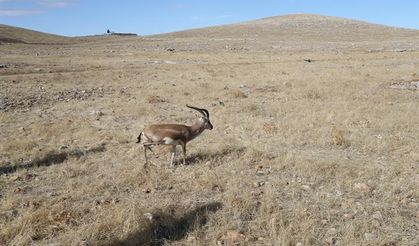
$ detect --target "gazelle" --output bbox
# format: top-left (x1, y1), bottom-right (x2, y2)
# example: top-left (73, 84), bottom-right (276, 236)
top-left (137, 105), bottom-right (213, 168)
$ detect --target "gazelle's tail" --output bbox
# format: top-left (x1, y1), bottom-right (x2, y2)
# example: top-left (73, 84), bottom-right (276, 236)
top-left (136, 131), bottom-right (143, 143)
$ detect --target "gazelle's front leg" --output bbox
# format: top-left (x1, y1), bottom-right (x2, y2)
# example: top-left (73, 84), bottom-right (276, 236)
top-left (181, 143), bottom-right (186, 166)
top-left (144, 146), bottom-right (148, 168)
top-left (170, 145), bottom-right (176, 168)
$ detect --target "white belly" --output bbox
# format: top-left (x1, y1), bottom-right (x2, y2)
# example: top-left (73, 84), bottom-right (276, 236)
top-left (163, 137), bottom-right (181, 145)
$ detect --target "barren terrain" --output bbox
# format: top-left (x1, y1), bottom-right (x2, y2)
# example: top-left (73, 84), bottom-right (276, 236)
top-left (1, 14), bottom-right (419, 245)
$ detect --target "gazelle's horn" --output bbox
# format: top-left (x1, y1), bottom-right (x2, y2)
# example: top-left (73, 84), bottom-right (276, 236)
top-left (186, 105), bottom-right (209, 118)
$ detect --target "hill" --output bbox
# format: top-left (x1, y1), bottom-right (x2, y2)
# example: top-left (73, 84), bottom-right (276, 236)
top-left (0, 24), bottom-right (72, 44)
top-left (155, 14), bottom-right (419, 42)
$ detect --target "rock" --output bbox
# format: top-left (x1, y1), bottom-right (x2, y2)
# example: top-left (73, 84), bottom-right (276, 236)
top-left (59, 145), bottom-right (69, 150)
top-left (0, 64), bottom-right (7, 68)
top-left (143, 213), bottom-right (153, 221)
top-left (354, 182), bottom-right (370, 193)
top-left (253, 181), bottom-right (265, 188)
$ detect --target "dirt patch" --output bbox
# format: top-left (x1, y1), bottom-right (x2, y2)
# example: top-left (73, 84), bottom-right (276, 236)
top-left (389, 81), bottom-right (419, 90)
top-left (0, 87), bottom-right (107, 112)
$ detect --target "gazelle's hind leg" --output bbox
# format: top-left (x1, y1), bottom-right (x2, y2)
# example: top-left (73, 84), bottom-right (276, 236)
top-left (143, 144), bottom-right (158, 169)
top-left (144, 145), bottom-right (150, 169)
top-left (146, 145), bottom-right (159, 158)
top-left (170, 145), bottom-right (176, 169)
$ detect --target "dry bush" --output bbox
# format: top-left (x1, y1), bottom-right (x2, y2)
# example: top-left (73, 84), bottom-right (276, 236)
top-left (2, 139), bottom-right (38, 154)
top-left (147, 95), bottom-right (166, 104)
top-left (263, 122), bottom-right (277, 135)
top-left (304, 89), bottom-right (322, 99)
top-left (331, 127), bottom-right (350, 148)
top-left (232, 90), bottom-right (248, 98)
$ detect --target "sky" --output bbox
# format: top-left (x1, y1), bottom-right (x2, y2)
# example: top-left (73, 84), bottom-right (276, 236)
top-left (0, 0), bottom-right (418, 37)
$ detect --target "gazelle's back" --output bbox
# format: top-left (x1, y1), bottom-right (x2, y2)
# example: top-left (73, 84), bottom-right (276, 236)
top-left (143, 124), bottom-right (189, 144)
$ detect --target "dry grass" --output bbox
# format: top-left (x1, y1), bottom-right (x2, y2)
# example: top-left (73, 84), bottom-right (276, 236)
top-left (1, 15), bottom-right (419, 245)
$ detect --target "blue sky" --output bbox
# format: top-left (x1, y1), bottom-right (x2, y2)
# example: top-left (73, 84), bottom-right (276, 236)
top-left (0, 0), bottom-right (418, 37)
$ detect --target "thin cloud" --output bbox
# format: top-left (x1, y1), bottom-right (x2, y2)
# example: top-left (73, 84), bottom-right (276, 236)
top-left (35, 0), bottom-right (75, 8)
top-left (0, 0), bottom-right (75, 18)
top-left (0, 9), bottom-right (42, 16)
top-left (174, 3), bottom-right (190, 9)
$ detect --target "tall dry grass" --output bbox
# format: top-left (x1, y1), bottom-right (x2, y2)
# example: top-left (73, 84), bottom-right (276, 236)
top-left (1, 29), bottom-right (419, 245)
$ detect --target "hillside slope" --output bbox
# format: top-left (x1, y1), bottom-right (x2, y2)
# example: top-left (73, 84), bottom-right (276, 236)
top-left (0, 24), bottom-right (72, 44)
top-left (155, 14), bottom-right (419, 42)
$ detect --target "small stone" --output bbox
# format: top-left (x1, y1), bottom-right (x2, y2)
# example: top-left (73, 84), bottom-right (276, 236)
top-left (14, 187), bottom-right (23, 193)
top-left (79, 239), bottom-right (90, 246)
top-left (301, 185), bottom-right (310, 191)
top-left (186, 235), bottom-right (195, 242)
top-left (408, 202), bottom-right (418, 209)
top-left (226, 230), bottom-right (242, 242)
top-left (372, 211), bottom-right (382, 220)
top-left (371, 220), bottom-right (381, 228)
top-left (364, 233), bottom-right (375, 241)
top-left (327, 228), bottom-right (337, 236)
top-left (296, 243), bottom-right (303, 246)
top-left (10, 175), bottom-right (21, 181)
top-left (256, 170), bottom-right (265, 175)
top-left (343, 213), bottom-right (353, 219)
top-left (321, 219), bottom-right (328, 225)
top-left (143, 213), bottom-right (153, 221)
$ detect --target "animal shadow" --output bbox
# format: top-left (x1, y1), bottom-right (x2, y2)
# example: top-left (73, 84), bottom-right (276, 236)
top-left (0, 144), bottom-right (106, 175)
top-left (110, 202), bottom-right (223, 246)
top-left (183, 146), bottom-right (246, 166)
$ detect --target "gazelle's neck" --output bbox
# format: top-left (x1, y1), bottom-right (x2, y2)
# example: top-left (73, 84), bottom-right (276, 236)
top-left (188, 118), bottom-right (205, 142)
